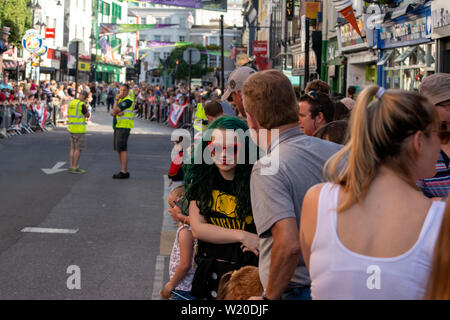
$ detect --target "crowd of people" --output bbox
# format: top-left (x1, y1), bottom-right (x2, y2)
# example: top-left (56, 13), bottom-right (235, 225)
top-left (2, 65), bottom-right (450, 300)
top-left (165, 67), bottom-right (450, 301)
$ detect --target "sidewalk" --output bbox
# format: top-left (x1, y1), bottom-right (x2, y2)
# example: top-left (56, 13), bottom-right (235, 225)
top-left (88, 104), bottom-right (174, 136)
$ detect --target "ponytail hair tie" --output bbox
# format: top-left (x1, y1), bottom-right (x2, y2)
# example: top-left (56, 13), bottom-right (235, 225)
top-left (376, 87), bottom-right (385, 99)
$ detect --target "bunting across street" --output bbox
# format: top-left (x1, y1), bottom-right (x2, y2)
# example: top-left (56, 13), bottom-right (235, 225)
top-left (99, 23), bottom-right (177, 35)
top-left (123, 0), bottom-right (227, 12)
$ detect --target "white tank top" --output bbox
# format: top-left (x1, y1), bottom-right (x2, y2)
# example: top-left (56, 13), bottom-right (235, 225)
top-left (310, 183), bottom-right (445, 300)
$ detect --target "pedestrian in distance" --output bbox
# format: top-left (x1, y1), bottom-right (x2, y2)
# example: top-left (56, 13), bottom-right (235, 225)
top-left (68, 90), bottom-right (90, 174)
top-left (110, 83), bottom-right (134, 179)
top-left (300, 86), bottom-right (444, 299)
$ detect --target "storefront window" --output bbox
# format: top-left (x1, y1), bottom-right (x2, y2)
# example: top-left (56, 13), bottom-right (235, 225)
top-left (384, 43), bottom-right (436, 90)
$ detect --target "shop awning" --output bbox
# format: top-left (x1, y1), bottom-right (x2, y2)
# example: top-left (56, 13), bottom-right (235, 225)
top-left (394, 47), bottom-right (416, 63)
top-left (377, 50), bottom-right (394, 66)
top-left (97, 63), bottom-right (122, 73)
top-left (2, 60), bottom-right (25, 70)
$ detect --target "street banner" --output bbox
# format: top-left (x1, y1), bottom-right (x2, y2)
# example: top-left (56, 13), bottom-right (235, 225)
top-left (332, 0), bottom-right (362, 37)
top-left (99, 23), bottom-right (177, 35)
top-left (124, 0), bottom-right (227, 12)
top-left (146, 40), bottom-right (191, 48)
top-left (168, 103), bottom-right (187, 128)
top-left (45, 28), bottom-right (55, 39)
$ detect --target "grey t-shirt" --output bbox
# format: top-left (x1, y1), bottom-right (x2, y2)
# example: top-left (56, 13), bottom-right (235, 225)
top-left (250, 126), bottom-right (342, 290)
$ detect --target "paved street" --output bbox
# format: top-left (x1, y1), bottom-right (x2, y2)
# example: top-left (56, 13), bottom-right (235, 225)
top-left (0, 105), bottom-right (177, 299)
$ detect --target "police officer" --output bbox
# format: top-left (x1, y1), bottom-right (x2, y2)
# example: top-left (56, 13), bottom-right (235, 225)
top-left (110, 83), bottom-right (134, 179)
top-left (68, 90), bottom-right (90, 174)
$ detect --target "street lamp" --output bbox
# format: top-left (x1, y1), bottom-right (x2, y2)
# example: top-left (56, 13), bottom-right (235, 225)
top-left (27, 0), bottom-right (42, 27)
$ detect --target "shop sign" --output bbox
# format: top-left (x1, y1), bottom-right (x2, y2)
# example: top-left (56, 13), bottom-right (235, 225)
top-left (432, 8), bottom-right (450, 29)
top-left (376, 4), bottom-right (432, 49)
top-left (338, 18), bottom-right (367, 51)
top-left (291, 50), bottom-right (317, 76)
top-left (253, 40), bottom-right (269, 71)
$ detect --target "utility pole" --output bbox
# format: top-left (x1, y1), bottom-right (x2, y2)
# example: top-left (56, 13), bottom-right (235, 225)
top-left (304, 17), bottom-right (310, 91)
top-left (75, 40), bottom-right (79, 99)
top-left (220, 15), bottom-right (225, 93)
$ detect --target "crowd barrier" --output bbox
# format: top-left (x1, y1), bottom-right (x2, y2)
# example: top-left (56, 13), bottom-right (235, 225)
top-left (135, 99), bottom-right (194, 132)
top-left (0, 102), bottom-right (56, 139)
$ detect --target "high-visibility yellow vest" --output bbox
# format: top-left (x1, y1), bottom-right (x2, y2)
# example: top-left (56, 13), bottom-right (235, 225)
top-left (67, 99), bottom-right (87, 133)
top-left (193, 102), bottom-right (208, 133)
top-left (116, 94), bottom-right (134, 129)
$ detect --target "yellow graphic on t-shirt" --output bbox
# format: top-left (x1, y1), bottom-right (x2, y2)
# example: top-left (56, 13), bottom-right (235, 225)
top-left (211, 190), bottom-right (237, 218)
top-left (209, 190), bottom-right (254, 230)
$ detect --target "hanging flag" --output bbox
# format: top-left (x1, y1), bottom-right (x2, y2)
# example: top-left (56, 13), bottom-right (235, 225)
top-left (99, 23), bottom-right (177, 35)
top-left (168, 102), bottom-right (188, 128)
top-left (98, 36), bottom-right (108, 54)
top-left (332, 0), bottom-right (362, 37)
top-left (123, 0), bottom-right (227, 12)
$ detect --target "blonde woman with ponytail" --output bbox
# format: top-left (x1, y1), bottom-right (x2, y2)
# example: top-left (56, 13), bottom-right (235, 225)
top-left (299, 85), bottom-right (445, 300)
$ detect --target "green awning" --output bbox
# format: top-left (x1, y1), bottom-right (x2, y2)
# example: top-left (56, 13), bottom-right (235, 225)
top-left (96, 64), bottom-right (122, 73)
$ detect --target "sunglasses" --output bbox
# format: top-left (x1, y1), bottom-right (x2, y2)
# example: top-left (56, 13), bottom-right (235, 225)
top-left (207, 141), bottom-right (241, 157)
top-left (306, 90), bottom-right (319, 101)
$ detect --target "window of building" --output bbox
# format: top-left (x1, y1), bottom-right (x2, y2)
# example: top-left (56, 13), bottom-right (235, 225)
top-left (156, 18), bottom-right (162, 24)
top-left (154, 35), bottom-right (161, 42)
top-left (164, 52), bottom-right (170, 59)
top-left (164, 17), bottom-right (171, 24)
top-left (112, 3), bottom-right (122, 20)
top-left (179, 36), bottom-right (185, 42)
top-left (163, 35), bottom-right (171, 42)
top-left (141, 17), bottom-right (146, 24)
top-left (103, 2), bottom-right (110, 16)
top-left (209, 55), bottom-right (217, 68)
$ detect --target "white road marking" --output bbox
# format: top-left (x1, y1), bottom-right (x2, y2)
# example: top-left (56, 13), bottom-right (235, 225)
top-left (21, 227), bottom-right (79, 234)
top-left (151, 255), bottom-right (167, 300)
top-left (41, 161), bottom-right (67, 175)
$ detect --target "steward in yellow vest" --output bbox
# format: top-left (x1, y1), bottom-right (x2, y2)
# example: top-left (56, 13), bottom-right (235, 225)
top-left (68, 90), bottom-right (90, 174)
top-left (111, 84), bottom-right (134, 179)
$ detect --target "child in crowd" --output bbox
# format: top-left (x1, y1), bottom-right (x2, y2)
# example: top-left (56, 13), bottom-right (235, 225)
top-left (168, 136), bottom-right (184, 190)
top-left (161, 186), bottom-right (197, 300)
top-left (217, 266), bottom-right (263, 300)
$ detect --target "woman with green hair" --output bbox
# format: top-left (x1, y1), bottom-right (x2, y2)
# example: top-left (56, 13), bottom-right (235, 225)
top-left (184, 116), bottom-right (260, 300)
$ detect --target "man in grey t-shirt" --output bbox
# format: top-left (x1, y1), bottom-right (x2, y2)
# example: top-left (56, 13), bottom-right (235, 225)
top-left (243, 70), bottom-right (341, 300)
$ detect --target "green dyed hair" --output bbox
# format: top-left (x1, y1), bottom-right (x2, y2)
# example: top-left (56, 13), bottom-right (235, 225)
top-left (183, 116), bottom-right (258, 221)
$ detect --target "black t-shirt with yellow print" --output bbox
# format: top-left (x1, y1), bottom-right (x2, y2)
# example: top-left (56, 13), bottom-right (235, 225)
top-left (191, 169), bottom-right (258, 299)
top-left (197, 169), bottom-right (258, 264)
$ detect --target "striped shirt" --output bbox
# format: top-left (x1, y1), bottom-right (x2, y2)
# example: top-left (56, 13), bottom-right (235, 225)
top-left (417, 150), bottom-right (450, 198)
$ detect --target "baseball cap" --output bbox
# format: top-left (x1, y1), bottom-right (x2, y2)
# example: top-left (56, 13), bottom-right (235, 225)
top-left (221, 66), bottom-right (256, 102)
top-left (419, 73), bottom-right (450, 106)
